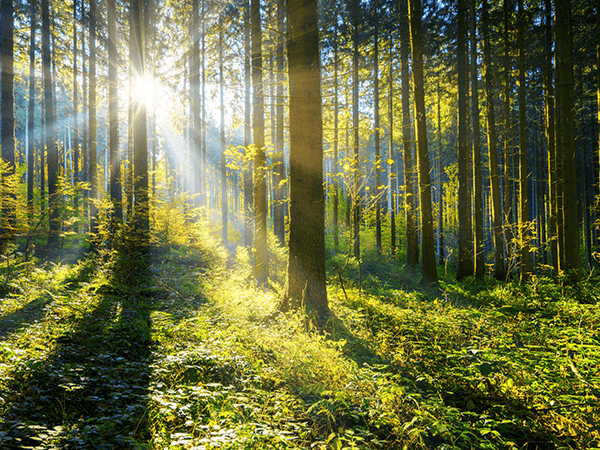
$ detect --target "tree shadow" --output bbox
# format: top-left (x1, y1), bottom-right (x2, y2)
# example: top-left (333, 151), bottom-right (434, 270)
top-left (0, 294), bottom-right (55, 340)
top-left (0, 287), bottom-right (155, 448)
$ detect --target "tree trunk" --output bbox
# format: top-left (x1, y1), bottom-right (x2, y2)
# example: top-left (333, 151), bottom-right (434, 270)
top-left (252, 0), bottom-right (268, 286)
top-left (274, 0), bottom-right (285, 245)
top-left (482, 0), bottom-right (505, 279)
top-left (437, 75), bottom-right (444, 265)
top-left (517, 0), bottom-right (531, 282)
top-left (220, 22), bottom-right (227, 246)
top-left (282, 0), bottom-right (328, 320)
top-left (42, 0), bottom-right (59, 248)
top-left (191, 0), bottom-right (201, 208)
top-left (389, 33), bottom-right (396, 258)
top-left (555, 0), bottom-right (580, 276)
top-left (333, 17), bottom-right (340, 254)
top-left (544, 0), bottom-right (558, 273)
top-left (244, 1), bottom-right (253, 248)
top-left (503, 0), bottom-right (513, 273)
top-left (131, 0), bottom-right (149, 237)
top-left (470, 0), bottom-right (484, 278)
top-left (352, 0), bottom-right (361, 260)
top-left (374, 23), bottom-right (382, 255)
top-left (457, 0), bottom-right (473, 279)
top-left (400, 0), bottom-right (417, 266)
top-left (408, 0), bottom-right (438, 286)
top-left (28, 0), bottom-right (37, 225)
top-left (89, 0), bottom-right (98, 244)
top-left (108, 0), bottom-right (121, 225)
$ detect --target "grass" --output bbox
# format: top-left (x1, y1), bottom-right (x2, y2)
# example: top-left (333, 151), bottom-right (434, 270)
top-left (0, 235), bottom-right (599, 449)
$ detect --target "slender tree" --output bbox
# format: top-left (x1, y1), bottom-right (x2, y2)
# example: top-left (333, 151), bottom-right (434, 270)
top-left (281, 0), bottom-right (328, 319)
top-left (470, 0), bottom-right (484, 279)
top-left (220, 20), bottom-right (227, 246)
top-left (252, 0), bottom-right (268, 286)
top-left (108, 0), bottom-right (121, 224)
top-left (374, 21), bottom-right (382, 255)
top-left (352, 0), bottom-right (361, 260)
top-left (457, 0), bottom-right (473, 279)
top-left (481, 0), bottom-right (505, 279)
top-left (191, 0), bottom-right (201, 208)
top-left (244, 1), bottom-right (253, 248)
top-left (388, 33), bottom-right (396, 257)
top-left (333, 16), bottom-right (340, 254)
top-left (273, 0), bottom-right (286, 245)
top-left (28, 0), bottom-right (37, 224)
top-left (72, 0), bottom-right (79, 233)
top-left (408, 0), bottom-right (438, 286)
top-left (89, 0), bottom-right (98, 243)
top-left (517, 0), bottom-right (530, 281)
top-left (42, 0), bottom-right (59, 247)
top-left (1, 0), bottom-right (16, 244)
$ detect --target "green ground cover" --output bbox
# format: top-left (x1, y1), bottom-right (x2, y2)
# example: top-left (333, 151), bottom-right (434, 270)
top-left (0, 241), bottom-right (598, 449)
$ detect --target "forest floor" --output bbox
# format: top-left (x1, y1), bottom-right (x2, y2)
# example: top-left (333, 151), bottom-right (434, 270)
top-left (0, 241), bottom-right (599, 449)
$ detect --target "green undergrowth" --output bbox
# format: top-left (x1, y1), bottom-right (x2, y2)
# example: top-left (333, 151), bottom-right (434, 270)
top-left (0, 241), bottom-right (599, 449)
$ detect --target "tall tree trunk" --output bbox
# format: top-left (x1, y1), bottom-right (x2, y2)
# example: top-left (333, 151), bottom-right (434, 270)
top-left (544, 0), bottom-right (558, 273)
top-left (191, 0), bottom-right (201, 208)
top-left (470, 0), bottom-right (484, 278)
top-left (252, 0), bottom-right (268, 286)
top-left (457, 0), bottom-right (473, 279)
top-left (1, 0), bottom-right (16, 245)
top-left (555, 0), bottom-right (580, 276)
top-left (108, 0), bottom-right (121, 225)
top-left (400, 0), bottom-right (417, 266)
top-left (72, 0), bottom-right (79, 234)
top-left (482, 0), bottom-right (505, 279)
top-left (333, 17), bottom-right (340, 254)
top-left (282, 0), bottom-right (328, 319)
top-left (89, 0), bottom-right (98, 243)
top-left (131, 0), bottom-right (149, 237)
top-left (374, 22), bottom-right (382, 255)
top-left (274, 0), bottom-right (285, 245)
top-left (201, 0), bottom-right (207, 207)
top-left (352, 0), bottom-right (361, 260)
top-left (220, 22), bottom-right (227, 246)
top-left (389, 33), bottom-right (396, 258)
top-left (244, 1), bottom-right (253, 248)
top-left (408, 0), bottom-right (438, 286)
top-left (28, 0), bottom-right (37, 225)
top-left (517, 0), bottom-right (531, 281)
top-left (503, 0), bottom-right (513, 273)
top-left (437, 75), bottom-right (444, 265)
top-left (42, 0), bottom-right (59, 247)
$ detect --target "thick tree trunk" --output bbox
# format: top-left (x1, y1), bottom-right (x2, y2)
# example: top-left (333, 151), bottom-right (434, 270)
top-left (400, 0), bottom-right (417, 266)
top-left (555, 0), bottom-right (581, 276)
top-left (282, 0), bottom-right (328, 320)
top-left (437, 76), bottom-right (444, 265)
top-left (457, 0), bottom-right (473, 279)
top-left (482, 0), bottom-right (505, 279)
top-left (252, 0), bottom-right (268, 286)
top-left (273, 0), bottom-right (285, 245)
top-left (408, 0), bottom-right (438, 286)
top-left (389, 34), bottom-right (396, 258)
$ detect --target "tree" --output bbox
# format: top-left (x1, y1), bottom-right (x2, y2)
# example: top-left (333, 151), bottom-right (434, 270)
top-left (252, 0), bottom-right (268, 286)
top-left (273, 0), bottom-right (285, 245)
top-left (42, 0), bottom-right (59, 248)
top-left (219, 19), bottom-right (227, 246)
top-left (1, 0), bottom-right (16, 244)
top-left (470, 0), bottom-right (484, 279)
top-left (408, 0), bottom-right (438, 286)
top-left (28, 0), bottom-right (37, 225)
top-left (374, 20), bottom-right (382, 255)
top-left (131, 0), bottom-right (149, 237)
top-left (457, 0), bottom-right (473, 279)
top-left (190, 0), bottom-right (201, 208)
top-left (388, 32), bottom-right (397, 258)
top-left (243, 1), bottom-right (253, 248)
top-left (72, 0), bottom-right (80, 233)
top-left (89, 0), bottom-right (98, 244)
top-left (108, 0), bottom-right (122, 224)
top-left (281, 0), bottom-right (328, 319)
top-left (517, 0), bottom-right (530, 282)
top-left (555, 0), bottom-right (580, 275)
top-left (481, 0), bottom-right (505, 279)
top-left (400, 0), bottom-right (418, 266)
top-left (352, 0), bottom-right (361, 260)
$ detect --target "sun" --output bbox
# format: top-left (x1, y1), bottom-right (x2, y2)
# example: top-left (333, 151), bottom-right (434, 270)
top-left (127, 74), bottom-right (170, 120)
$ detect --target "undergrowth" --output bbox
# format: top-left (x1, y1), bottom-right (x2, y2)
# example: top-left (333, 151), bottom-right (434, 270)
top-left (0, 231), bottom-right (599, 449)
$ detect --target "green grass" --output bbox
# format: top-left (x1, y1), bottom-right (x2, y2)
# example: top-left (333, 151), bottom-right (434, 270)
top-left (0, 237), bottom-right (599, 449)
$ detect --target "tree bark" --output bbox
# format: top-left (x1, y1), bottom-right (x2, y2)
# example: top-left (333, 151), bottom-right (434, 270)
top-left (220, 22), bottom-right (227, 246)
top-left (244, 1), bottom-right (253, 248)
top-left (408, 0), bottom-right (438, 286)
top-left (252, 0), bottom-right (268, 286)
top-left (273, 0), bottom-right (286, 245)
top-left (191, 0), bottom-right (201, 208)
top-left (374, 23), bottom-right (382, 255)
top-left (389, 33), bottom-right (396, 258)
top-left (108, 0), bottom-right (121, 225)
top-left (89, 0), bottom-right (98, 244)
top-left (482, 0), bottom-right (505, 279)
top-left (352, 0), bottom-right (361, 260)
top-left (457, 0), bottom-right (473, 279)
top-left (282, 0), bottom-right (328, 320)
top-left (28, 0), bottom-right (37, 225)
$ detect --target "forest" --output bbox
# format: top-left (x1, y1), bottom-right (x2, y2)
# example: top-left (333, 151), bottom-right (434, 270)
top-left (0, 0), bottom-right (599, 448)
